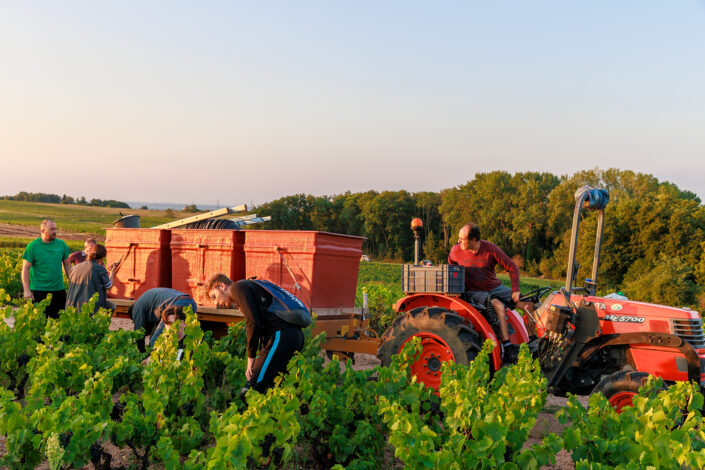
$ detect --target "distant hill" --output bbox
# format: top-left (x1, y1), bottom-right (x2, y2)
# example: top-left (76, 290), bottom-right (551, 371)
top-left (126, 201), bottom-right (226, 211)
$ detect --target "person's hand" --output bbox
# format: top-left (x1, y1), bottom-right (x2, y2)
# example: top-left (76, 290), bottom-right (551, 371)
top-left (108, 262), bottom-right (119, 272)
top-left (512, 291), bottom-right (520, 303)
top-left (245, 357), bottom-right (255, 380)
top-left (23, 290), bottom-right (34, 301)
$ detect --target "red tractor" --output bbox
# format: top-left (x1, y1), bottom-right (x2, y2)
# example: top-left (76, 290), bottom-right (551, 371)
top-left (378, 187), bottom-right (704, 410)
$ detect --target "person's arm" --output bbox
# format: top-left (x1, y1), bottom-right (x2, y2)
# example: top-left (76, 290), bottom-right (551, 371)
top-left (104, 264), bottom-right (115, 288)
top-left (232, 283), bottom-right (262, 379)
top-left (243, 307), bottom-right (261, 363)
top-left (246, 357), bottom-right (256, 380)
top-left (448, 245), bottom-right (458, 265)
top-left (21, 260), bottom-right (33, 300)
top-left (131, 302), bottom-right (148, 353)
top-left (492, 245), bottom-right (521, 297)
top-left (108, 262), bottom-right (119, 284)
top-left (63, 258), bottom-right (72, 279)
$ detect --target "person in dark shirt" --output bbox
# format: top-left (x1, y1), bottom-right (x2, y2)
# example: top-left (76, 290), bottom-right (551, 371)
top-left (448, 223), bottom-right (535, 364)
top-left (68, 238), bottom-right (97, 266)
top-left (66, 244), bottom-right (116, 313)
top-left (206, 274), bottom-right (304, 393)
top-left (128, 288), bottom-right (197, 353)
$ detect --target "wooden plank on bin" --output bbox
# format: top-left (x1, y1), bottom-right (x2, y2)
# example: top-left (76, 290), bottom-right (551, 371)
top-left (109, 298), bottom-right (243, 322)
top-left (151, 205), bottom-right (247, 229)
top-left (321, 337), bottom-right (382, 355)
top-left (197, 306), bottom-right (244, 318)
top-left (198, 313), bottom-right (244, 323)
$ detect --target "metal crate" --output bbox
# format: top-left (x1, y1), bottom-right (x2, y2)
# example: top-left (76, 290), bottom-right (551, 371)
top-left (402, 264), bottom-right (465, 294)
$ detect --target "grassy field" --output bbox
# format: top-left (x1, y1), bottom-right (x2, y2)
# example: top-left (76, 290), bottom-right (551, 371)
top-left (0, 237), bottom-right (84, 251)
top-left (0, 199), bottom-right (189, 237)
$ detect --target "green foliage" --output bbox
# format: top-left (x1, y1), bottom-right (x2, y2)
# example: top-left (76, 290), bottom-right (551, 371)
top-left (203, 321), bottom-right (248, 411)
top-left (422, 229), bottom-right (448, 264)
top-left (3, 191), bottom-right (130, 208)
top-left (286, 348), bottom-right (384, 467)
top-left (0, 300), bottom-right (146, 469)
top-left (183, 204), bottom-right (202, 213)
top-left (0, 250), bottom-right (24, 299)
top-left (207, 385), bottom-right (301, 468)
top-left (358, 261), bottom-right (402, 286)
top-left (380, 340), bottom-right (562, 469)
top-left (621, 255), bottom-right (701, 309)
top-left (3, 267), bottom-right (705, 467)
top-left (112, 306), bottom-right (213, 465)
top-left (0, 294), bottom-right (47, 397)
top-left (359, 284), bottom-right (403, 335)
top-left (559, 379), bottom-right (705, 468)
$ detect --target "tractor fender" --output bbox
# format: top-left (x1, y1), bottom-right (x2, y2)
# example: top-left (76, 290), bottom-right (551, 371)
top-left (578, 332), bottom-right (701, 384)
top-left (394, 293), bottom-right (516, 369)
top-left (506, 309), bottom-right (530, 345)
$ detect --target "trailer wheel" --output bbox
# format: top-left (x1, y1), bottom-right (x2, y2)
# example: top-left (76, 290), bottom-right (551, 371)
top-left (377, 307), bottom-right (482, 391)
top-left (592, 371), bottom-right (660, 413)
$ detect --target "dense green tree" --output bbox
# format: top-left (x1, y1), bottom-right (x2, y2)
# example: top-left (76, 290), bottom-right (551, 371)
top-left (183, 204), bottom-right (201, 213)
top-left (258, 194), bottom-right (315, 230)
top-left (622, 255), bottom-right (700, 309)
top-left (242, 168), bottom-right (705, 308)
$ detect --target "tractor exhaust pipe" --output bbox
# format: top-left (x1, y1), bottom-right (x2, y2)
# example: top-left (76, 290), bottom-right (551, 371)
top-left (411, 218), bottom-right (423, 264)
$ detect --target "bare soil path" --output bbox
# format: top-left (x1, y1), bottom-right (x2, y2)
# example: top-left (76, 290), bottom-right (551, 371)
top-left (0, 223), bottom-right (103, 241)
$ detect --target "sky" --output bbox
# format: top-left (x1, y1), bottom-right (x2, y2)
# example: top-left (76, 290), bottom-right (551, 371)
top-left (1, 1), bottom-right (704, 208)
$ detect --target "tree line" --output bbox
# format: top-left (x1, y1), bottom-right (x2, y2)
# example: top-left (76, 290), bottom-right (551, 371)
top-left (255, 169), bottom-right (705, 307)
top-left (2, 192), bottom-right (130, 209)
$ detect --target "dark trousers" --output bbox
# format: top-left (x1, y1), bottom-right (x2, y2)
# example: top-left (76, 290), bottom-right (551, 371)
top-left (249, 327), bottom-right (304, 393)
top-left (32, 289), bottom-right (67, 319)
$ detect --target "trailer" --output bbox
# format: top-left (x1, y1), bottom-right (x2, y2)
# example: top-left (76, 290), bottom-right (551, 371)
top-left (106, 222), bottom-right (376, 357)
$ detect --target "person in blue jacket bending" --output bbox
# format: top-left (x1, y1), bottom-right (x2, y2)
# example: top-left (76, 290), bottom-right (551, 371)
top-left (129, 287), bottom-right (197, 353)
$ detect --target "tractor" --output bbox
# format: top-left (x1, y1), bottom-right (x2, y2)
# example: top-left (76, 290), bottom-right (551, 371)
top-left (377, 186), bottom-right (704, 410)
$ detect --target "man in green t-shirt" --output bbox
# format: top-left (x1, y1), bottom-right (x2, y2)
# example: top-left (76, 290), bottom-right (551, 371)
top-left (21, 219), bottom-right (72, 318)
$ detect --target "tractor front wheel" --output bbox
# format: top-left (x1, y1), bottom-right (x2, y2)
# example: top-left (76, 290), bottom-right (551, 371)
top-left (592, 371), bottom-right (657, 413)
top-left (377, 307), bottom-right (482, 391)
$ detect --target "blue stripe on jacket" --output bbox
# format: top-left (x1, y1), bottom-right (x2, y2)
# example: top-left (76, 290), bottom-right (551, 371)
top-left (257, 330), bottom-right (281, 383)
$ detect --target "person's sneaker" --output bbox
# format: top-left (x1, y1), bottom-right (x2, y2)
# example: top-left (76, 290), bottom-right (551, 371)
top-left (502, 343), bottom-right (520, 365)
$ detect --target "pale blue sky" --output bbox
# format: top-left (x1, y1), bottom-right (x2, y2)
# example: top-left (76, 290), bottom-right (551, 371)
top-left (1, 1), bottom-right (704, 207)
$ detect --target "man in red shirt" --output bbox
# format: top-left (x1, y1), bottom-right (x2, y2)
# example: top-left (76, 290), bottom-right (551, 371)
top-left (448, 223), bottom-right (534, 363)
top-left (68, 238), bottom-right (97, 266)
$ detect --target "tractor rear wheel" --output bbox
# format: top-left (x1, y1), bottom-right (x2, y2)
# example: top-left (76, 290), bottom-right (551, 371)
top-left (377, 307), bottom-right (482, 391)
top-left (592, 371), bottom-right (658, 413)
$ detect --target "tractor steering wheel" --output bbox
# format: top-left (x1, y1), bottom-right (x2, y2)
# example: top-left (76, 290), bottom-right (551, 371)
top-left (517, 286), bottom-right (553, 304)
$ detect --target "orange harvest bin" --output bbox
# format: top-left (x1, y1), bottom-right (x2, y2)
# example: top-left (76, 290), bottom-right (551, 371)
top-left (106, 228), bottom-right (172, 300)
top-left (170, 229), bottom-right (246, 306)
top-left (244, 231), bottom-right (364, 310)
